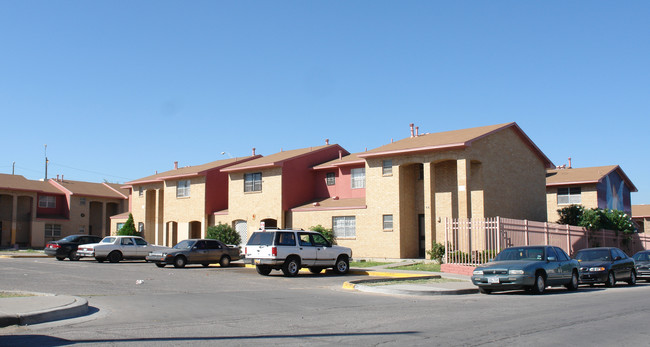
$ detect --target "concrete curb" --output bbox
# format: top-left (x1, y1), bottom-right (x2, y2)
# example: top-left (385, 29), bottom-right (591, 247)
top-left (0, 292), bottom-right (89, 327)
top-left (0, 254), bottom-right (48, 259)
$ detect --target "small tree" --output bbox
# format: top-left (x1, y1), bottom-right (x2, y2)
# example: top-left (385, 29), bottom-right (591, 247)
top-left (426, 241), bottom-right (445, 263)
top-left (117, 213), bottom-right (139, 236)
top-left (207, 223), bottom-right (241, 245)
top-left (557, 205), bottom-right (584, 226)
top-left (310, 225), bottom-right (335, 244)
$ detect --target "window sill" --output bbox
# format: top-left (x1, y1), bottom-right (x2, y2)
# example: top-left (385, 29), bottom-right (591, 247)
top-left (383, 229), bottom-right (393, 232)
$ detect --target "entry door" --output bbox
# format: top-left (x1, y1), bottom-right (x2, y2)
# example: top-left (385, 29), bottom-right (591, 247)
top-left (418, 214), bottom-right (425, 258)
top-left (235, 221), bottom-right (248, 245)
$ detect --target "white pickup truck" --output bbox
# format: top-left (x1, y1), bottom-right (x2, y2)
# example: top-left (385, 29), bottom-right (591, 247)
top-left (245, 229), bottom-right (352, 276)
top-left (77, 236), bottom-right (170, 263)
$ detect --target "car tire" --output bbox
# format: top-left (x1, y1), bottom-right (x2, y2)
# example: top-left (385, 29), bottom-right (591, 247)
top-left (202, 263), bottom-right (210, 268)
top-left (478, 287), bottom-right (492, 294)
top-left (56, 256), bottom-right (66, 261)
top-left (531, 273), bottom-right (546, 294)
top-left (219, 256), bottom-right (231, 268)
top-left (333, 255), bottom-right (349, 275)
top-left (605, 271), bottom-right (616, 287)
top-left (95, 257), bottom-right (105, 263)
top-left (69, 250), bottom-right (80, 261)
top-left (155, 263), bottom-right (166, 268)
top-left (256, 265), bottom-right (272, 276)
top-left (566, 270), bottom-right (579, 291)
top-left (627, 271), bottom-right (636, 286)
top-left (173, 256), bottom-right (187, 268)
top-left (282, 257), bottom-right (300, 277)
top-left (108, 251), bottom-right (122, 263)
top-left (308, 267), bottom-right (324, 274)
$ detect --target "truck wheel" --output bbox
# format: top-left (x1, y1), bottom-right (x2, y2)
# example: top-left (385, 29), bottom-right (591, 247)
top-left (282, 257), bottom-right (300, 277)
top-left (256, 265), bottom-right (272, 276)
top-left (333, 255), bottom-right (349, 275)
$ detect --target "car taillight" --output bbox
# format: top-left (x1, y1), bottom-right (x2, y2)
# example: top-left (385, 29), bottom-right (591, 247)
top-left (272, 247), bottom-right (277, 256)
top-left (245, 247), bottom-right (247, 254)
top-left (48, 244), bottom-right (60, 249)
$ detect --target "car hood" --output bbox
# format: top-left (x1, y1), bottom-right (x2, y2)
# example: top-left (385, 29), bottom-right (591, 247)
top-left (576, 261), bottom-right (610, 268)
top-left (477, 260), bottom-right (539, 270)
top-left (635, 260), bottom-right (650, 266)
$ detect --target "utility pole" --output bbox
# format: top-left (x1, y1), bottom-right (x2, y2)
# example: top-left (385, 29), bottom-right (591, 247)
top-left (44, 144), bottom-right (48, 180)
top-left (12, 161), bottom-right (15, 175)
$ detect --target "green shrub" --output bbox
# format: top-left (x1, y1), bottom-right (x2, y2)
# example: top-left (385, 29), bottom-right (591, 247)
top-left (207, 223), bottom-right (241, 245)
top-left (309, 225), bottom-right (335, 244)
top-left (426, 241), bottom-right (445, 263)
top-left (117, 213), bottom-right (139, 236)
top-left (557, 205), bottom-right (584, 225)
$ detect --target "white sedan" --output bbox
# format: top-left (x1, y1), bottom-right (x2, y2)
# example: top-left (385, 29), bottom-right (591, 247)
top-left (77, 236), bottom-right (170, 263)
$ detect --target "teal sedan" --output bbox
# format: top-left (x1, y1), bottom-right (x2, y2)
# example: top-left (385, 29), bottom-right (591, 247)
top-left (472, 245), bottom-right (579, 294)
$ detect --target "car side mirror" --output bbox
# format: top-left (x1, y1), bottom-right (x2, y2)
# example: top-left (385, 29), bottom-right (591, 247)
top-left (614, 256), bottom-right (622, 261)
top-left (192, 246), bottom-right (198, 250)
top-left (547, 256), bottom-right (556, 262)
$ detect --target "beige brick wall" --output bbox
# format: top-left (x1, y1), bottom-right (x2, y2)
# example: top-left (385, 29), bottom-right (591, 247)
top-left (225, 167), bottom-right (284, 235)
top-left (546, 184), bottom-right (598, 222)
top-left (163, 177), bottom-right (207, 239)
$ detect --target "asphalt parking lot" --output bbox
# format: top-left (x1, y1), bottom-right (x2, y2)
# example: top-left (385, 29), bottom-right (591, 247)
top-left (3, 256), bottom-right (650, 346)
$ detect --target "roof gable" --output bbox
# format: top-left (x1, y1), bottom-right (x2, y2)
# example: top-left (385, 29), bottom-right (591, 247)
top-left (127, 156), bottom-right (261, 184)
top-left (313, 152), bottom-right (366, 170)
top-left (223, 145), bottom-right (348, 172)
top-left (546, 165), bottom-right (638, 192)
top-left (0, 174), bottom-right (63, 195)
top-left (49, 179), bottom-right (128, 199)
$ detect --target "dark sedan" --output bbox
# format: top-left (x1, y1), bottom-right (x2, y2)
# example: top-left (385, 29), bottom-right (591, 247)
top-left (632, 251), bottom-right (650, 282)
top-left (146, 239), bottom-right (241, 268)
top-left (472, 245), bottom-right (579, 294)
top-left (574, 247), bottom-right (636, 286)
top-left (44, 235), bottom-right (103, 261)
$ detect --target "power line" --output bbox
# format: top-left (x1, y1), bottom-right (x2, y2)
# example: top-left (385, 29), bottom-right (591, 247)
top-left (48, 162), bottom-right (132, 181)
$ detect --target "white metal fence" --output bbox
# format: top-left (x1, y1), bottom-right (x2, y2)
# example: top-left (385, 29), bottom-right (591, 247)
top-left (444, 217), bottom-right (650, 266)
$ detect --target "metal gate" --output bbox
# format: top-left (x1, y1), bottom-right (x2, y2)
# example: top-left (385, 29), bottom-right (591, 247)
top-left (234, 220), bottom-right (248, 245)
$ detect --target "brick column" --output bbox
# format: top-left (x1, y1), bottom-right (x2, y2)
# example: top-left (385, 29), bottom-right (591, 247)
top-left (423, 162), bottom-right (436, 251)
top-left (10, 195), bottom-right (17, 246)
top-left (457, 158), bottom-right (471, 219)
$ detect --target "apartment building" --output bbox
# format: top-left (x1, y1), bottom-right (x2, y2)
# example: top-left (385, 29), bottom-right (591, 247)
top-left (0, 174), bottom-right (128, 248)
top-left (546, 165), bottom-right (637, 223)
top-left (632, 205), bottom-right (650, 234)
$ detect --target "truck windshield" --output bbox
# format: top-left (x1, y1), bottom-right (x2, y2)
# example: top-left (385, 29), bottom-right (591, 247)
top-left (247, 232), bottom-right (274, 246)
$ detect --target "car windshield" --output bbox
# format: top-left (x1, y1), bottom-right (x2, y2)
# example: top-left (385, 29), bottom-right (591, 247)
top-left (173, 240), bottom-right (195, 249)
top-left (576, 249), bottom-right (611, 262)
top-left (100, 237), bottom-right (116, 244)
top-left (633, 252), bottom-right (650, 262)
top-left (247, 232), bottom-right (275, 246)
top-left (59, 235), bottom-right (79, 242)
top-left (495, 247), bottom-right (545, 261)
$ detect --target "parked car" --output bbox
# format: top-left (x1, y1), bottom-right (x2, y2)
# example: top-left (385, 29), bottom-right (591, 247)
top-left (471, 245), bottom-right (579, 294)
top-left (77, 236), bottom-right (170, 263)
top-left (44, 235), bottom-right (103, 261)
top-left (633, 250), bottom-right (650, 282)
top-left (245, 229), bottom-right (352, 276)
top-left (574, 247), bottom-right (636, 286)
top-left (146, 239), bottom-right (241, 268)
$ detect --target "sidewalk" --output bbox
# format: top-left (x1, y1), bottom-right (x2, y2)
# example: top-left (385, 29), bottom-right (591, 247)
top-left (0, 292), bottom-right (88, 328)
top-left (344, 262), bottom-right (478, 296)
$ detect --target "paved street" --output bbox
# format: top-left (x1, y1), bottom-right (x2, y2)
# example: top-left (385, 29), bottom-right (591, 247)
top-left (2, 257), bottom-right (650, 346)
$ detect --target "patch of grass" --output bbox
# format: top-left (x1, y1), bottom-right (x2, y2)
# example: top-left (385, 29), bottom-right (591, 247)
top-left (350, 261), bottom-right (392, 268)
top-left (0, 292), bottom-right (35, 298)
top-left (390, 263), bottom-right (441, 272)
top-left (366, 278), bottom-right (462, 286)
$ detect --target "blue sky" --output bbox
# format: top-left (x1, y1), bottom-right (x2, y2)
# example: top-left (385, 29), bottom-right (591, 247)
top-left (1, 1), bottom-right (649, 204)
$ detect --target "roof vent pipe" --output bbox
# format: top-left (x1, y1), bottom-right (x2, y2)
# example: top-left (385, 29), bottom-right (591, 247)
top-left (252, 148), bottom-right (256, 156)
top-left (339, 150), bottom-right (342, 160)
top-left (568, 157), bottom-right (572, 169)
top-left (326, 139), bottom-right (330, 145)
top-left (410, 123), bottom-right (415, 137)
top-left (56, 174), bottom-right (59, 181)
top-left (416, 126), bottom-right (419, 136)
top-left (174, 161), bottom-right (178, 170)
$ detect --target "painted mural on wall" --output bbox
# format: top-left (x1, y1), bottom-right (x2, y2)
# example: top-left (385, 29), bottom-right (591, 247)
top-left (597, 171), bottom-right (631, 213)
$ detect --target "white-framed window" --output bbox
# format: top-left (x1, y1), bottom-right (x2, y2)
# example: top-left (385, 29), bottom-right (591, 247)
top-left (383, 215), bottom-right (393, 231)
top-left (351, 168), bottom-right (365, 189)
top-left (326, 172), bottom-right (336, 186)
top-left (116, 223), bottom-right (124, 232)
top-left (79, 225), bottom-right (85, 233)
top-left (382, 160), bottom-right (393, 176)
top-left (80, 197), bottom-right (86, 206)
top-left (333, 216), bottom-right (356, 238)
top-left (244, 172), bottom-right (262, 192)
top-left (39, 195), bottom-right (56, 208)
top-left (177, 180), bottom-right (190, 198)
top-left (558, 187), bottom-right (581, 205)
top-left (138, 187), bottom-right (143, 197)
top-left (45, 224), bottom-right (61, 237)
